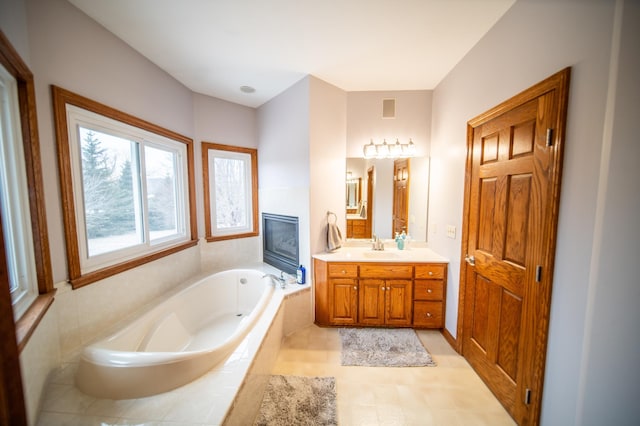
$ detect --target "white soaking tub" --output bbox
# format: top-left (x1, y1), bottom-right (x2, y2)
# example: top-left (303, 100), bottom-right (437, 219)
top-left (75, 269), bottom-right (276, 399)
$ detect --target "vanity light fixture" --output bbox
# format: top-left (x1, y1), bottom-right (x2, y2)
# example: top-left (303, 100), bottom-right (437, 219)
top-left (363, 138), bottom-right (415, 159)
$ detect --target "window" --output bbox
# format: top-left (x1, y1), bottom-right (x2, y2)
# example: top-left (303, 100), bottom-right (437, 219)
top-left (0, 61), bottom-right (38, 320)
top-left (53, 86), bottom-right (197, 288)
top-left (202, 142), bottom-right (258, 241)
top-left (0, 29), bottom-right (54, 352)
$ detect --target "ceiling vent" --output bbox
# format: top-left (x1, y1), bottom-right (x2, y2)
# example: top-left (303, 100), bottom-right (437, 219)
top-left (382, 98), bottom-right (395, 119)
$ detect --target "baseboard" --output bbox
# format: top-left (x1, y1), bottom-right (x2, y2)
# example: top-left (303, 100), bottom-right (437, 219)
top-left (441, 328), bottom-right (460, 354)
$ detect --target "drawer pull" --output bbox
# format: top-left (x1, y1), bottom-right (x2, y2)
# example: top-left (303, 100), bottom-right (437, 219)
top-left (426, 312), bottom-right (432, 318)
top-left (428, 271), bottom-right (434, 276)
top-left (427, 289), bottom-right (433, 293)
top-left (342, 270), bottom-right (347, 274)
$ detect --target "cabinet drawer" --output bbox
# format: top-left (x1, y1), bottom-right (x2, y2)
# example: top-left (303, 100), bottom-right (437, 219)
top-left (360, 264), bottom-right (413, 279)
top-left (328, 263), bottom-right (358, 278)
top-left (413, 301), bottom-right (443, 328)
top-left (414, 280), bottom-right (443, 301)
top-left (415, 264), bottom-right (445, 279)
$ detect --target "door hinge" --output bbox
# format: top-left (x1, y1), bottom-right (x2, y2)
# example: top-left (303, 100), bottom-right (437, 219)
top-left (546, 128), bottom-right (553, 146)
top-left (525, 388), bottom-right (532, 405)
top-left (535, 265), bottom-right (542, 283)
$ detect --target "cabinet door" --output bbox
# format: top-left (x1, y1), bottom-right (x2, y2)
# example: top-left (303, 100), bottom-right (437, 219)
top-left (359, 279), bottom-right (385, 325)
top-left (385, 279), bottom-right (413, 326)
top-left (329, 278), bottom-right (358, 325)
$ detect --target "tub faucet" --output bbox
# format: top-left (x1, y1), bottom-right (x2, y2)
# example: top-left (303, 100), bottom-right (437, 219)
top-left (263, 273), bottom-right (286, 289)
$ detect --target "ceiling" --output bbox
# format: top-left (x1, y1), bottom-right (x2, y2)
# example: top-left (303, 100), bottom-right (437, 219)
top-left (67, 0), bottom-right (516, 108)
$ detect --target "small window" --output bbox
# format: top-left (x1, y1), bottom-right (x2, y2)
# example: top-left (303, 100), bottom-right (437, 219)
top-left (53, 87), bottom-right (197, 288)
top-left (0, 29), bottom-right (54, 352)
top-left (0, 63), bottom-right (38, 320)
top-left (202, 142), bottom-right (258, 241)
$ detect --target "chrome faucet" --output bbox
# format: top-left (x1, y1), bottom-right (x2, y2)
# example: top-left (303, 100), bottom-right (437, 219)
top-left (372, 234), bottom-right (385, 251)
top-left (263, 273), bottom-right (286, 289)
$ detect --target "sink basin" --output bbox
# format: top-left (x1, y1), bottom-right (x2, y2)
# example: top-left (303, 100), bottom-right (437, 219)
top-left (363, 251), bottom-right (401, 259)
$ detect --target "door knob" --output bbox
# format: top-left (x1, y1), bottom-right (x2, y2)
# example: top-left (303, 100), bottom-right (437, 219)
top-left (465, 255), bottom-right (476, 266)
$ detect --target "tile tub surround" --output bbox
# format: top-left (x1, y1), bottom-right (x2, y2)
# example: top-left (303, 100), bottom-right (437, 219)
top-left (36, 275), bottom-right (311, 425)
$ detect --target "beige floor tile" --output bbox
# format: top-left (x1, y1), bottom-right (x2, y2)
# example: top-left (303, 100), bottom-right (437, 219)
top-left (271, 324), bottom-right (515, 426)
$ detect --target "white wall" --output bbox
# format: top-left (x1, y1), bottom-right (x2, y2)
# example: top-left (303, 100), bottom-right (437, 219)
top-left (0, 0), bottom-right (30, 64)
top-left (428, 0), bottom-right (628, 423)
top-left (308, 76), bottom-right (347, 255)
top-left (346, 90), bottom-right (431, 158)
top-left (257, 77), bottom-right (311, 271)
top-left (577, 1), bottom-right (640, 424)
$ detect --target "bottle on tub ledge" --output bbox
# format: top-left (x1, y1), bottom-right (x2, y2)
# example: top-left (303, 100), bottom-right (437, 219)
top-left (296, 264), bottom-right (306, 284)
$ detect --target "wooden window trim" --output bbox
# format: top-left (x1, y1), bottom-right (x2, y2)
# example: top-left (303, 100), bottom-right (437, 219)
top-left (202, 142), bottom-right (259, 242)
top-left (0, 30), bottom-right (55, 353)
top-left (52, 86), bottom-right (198, 289)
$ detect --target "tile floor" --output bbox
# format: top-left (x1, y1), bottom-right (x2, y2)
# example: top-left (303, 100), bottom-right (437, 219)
top-left (273, 325), bottom-right (516, 426)
top-left (35, 325), bottom-right (515, 425)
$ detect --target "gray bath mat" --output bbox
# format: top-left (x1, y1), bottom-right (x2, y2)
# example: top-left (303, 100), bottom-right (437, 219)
top-left (339, 328), bottom-right (437, 367)
top-left (254, 375), bottom-right (337, 426)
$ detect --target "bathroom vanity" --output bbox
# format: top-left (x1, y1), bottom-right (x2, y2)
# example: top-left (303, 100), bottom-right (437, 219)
top-left (313, 246), bottom-right (448, 329)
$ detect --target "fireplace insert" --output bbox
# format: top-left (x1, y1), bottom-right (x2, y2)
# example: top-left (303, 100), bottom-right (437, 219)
top-left (262, 213), bottom-right (299, 274)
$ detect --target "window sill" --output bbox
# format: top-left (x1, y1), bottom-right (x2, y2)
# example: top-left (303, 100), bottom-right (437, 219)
top-left (16, 291), bottom-right (56, 353)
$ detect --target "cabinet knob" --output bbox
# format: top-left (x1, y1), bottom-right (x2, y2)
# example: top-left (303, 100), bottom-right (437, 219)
top-left (428, 271), bottom-right (434, 276)
top-left (342, 270), bottom-right (347, 274)
top-left (427, 289), bottom-right (433, 293)
top-left (387, 287), bottom-right (390, 291)
top-left (353, 286), bottom-right (357, 290)
top-left (381, 286), bottom-right (385, 291)
top-left (426, 312), bottom-right (432, 318)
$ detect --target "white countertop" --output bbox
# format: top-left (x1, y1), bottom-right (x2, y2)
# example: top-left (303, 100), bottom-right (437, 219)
top-left (312, 245), bottom-right (448, 263)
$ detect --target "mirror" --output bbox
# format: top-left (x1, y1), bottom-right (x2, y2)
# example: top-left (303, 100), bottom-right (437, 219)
top-left (345, 176), bottom-right (361, 210)
top-left (346, 156), bottom-right (429, 241)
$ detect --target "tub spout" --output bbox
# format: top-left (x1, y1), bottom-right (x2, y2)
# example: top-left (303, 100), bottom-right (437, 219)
top-left (263, 273), bottom-right (286, 289)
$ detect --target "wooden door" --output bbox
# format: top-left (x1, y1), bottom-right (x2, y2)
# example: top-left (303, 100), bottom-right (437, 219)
top-left (392, 159), bottom-right (409, 235)
top-left (359, 279), bottom-right (385, 325)
top-left (385, 279), bottom-right (412, 326)
top-left (365, 167), bottom-right (374, 238)
top-left (329, 278), bottom-right (358, 325)
top-left (459, 69), bottom-right (570, 425)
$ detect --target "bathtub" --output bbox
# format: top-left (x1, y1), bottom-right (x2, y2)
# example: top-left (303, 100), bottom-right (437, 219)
top-left (75, 269), bottom-right (276, 399)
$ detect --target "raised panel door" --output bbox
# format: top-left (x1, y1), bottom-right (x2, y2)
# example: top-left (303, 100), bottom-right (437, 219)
top-left (461, 69), bottom-right (569, 425)
top-left (385, 279), bottom-right (412, 326)
top-left (329, 278), bottom-right (358, 325)
top-left (359, 279), bottom-right (385, 325)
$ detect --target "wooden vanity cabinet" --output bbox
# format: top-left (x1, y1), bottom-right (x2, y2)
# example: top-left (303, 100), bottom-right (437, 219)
top-left (314, 259), bottom-right (446, 329)
top-left (314, 260), bottom-right (359, 326)
top-left (413, 264), bottom-right (447, 328)
top-left (359, 264), bottom-right (413, 326)
top-left (346, 219), bottom-right (367, 239)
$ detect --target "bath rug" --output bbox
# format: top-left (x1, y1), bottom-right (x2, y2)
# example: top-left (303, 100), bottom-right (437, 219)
top-left (339, 328), bottom-right (436, 367)
top-left (254, 375), bottom-right (337, 426)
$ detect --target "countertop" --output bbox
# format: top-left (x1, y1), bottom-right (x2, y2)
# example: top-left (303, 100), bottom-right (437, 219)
top-left (312, 245), bottom-right (448, 263)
